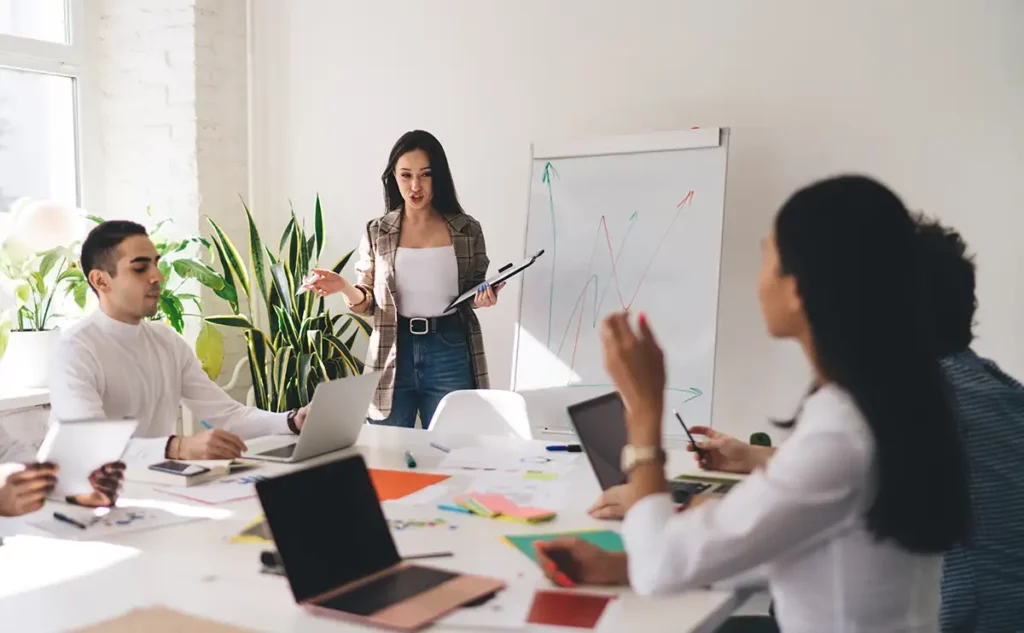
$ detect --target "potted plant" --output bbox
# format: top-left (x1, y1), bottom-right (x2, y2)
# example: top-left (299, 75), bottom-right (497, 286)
top-left (0, 242), bottom-right (84, 388)
top-left (205, 196), bottom-right (370, 411)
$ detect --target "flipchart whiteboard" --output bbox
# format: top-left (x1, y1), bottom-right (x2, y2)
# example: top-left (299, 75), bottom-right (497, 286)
top-left (512, 128), bottom-right (730, 435)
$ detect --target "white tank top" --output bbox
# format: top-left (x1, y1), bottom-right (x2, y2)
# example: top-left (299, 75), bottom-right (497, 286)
top-left (394, 246), bottom-right (460, 318)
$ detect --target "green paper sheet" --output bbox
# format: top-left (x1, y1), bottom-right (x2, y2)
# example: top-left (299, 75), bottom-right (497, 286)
top-left (504, 530), bottom-right (624, 565)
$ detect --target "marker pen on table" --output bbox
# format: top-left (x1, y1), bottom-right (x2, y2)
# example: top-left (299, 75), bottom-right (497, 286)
top-left (53, 511), bottom-right (88, 530)
top-left (404, 451), bottom-right (417, 468)
top-left (545, 444), bottom-right (582, 452)
top-left (429, 441), bottom-right (451, 454)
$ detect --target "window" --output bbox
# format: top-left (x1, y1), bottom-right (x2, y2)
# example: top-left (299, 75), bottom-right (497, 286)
top-left (0, 0), bottom-right (83, 214)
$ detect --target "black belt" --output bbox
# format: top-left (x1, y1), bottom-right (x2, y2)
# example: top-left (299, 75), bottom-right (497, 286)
top-left (398, 313), bottom-right (463, 335)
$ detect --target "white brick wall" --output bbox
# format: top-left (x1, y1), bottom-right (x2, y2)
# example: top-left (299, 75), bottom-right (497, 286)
top-left (87, 0), bottom-right (251, 400)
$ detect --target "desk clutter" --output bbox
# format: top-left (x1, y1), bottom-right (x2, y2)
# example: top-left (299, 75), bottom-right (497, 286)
top-left (18, 435), bottom-right (642, 631)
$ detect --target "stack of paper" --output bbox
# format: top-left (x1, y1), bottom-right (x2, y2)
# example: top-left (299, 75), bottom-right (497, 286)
top-left (440, 493), bottom-right (556, 524)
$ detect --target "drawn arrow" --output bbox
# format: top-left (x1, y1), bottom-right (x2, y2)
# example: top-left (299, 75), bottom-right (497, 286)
top-left (542, 161), bottom-right (559, 346)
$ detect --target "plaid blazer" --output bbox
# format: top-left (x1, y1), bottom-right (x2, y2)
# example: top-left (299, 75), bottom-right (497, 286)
top-left (352, 210), bottom-right (491, 419)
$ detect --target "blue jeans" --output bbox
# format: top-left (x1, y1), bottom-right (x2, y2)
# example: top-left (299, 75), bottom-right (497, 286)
top-left (371, 322), bottom-right (475, 428)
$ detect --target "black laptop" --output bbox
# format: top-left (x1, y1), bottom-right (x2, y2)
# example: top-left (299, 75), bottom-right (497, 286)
top-left (566, 392), bottom-right (715, 504)
top-left (255, 455), bottom-right (503, 630)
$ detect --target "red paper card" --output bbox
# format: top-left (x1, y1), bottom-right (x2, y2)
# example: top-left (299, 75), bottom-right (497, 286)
top-left (528, 590), bottom-right (613, 629)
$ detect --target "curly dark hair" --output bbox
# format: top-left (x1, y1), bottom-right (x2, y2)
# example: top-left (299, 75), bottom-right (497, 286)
top-left (913, 213), bottom-right (977, 357)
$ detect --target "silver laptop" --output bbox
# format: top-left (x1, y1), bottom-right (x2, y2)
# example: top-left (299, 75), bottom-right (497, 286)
top-left (242, 372), bottom-right (379, 463)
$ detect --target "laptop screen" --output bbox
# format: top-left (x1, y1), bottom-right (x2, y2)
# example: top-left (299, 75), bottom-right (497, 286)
top-left (567, 392), bottom-right (629, 490)
top-left (256, 455), bottom-right (400, 602)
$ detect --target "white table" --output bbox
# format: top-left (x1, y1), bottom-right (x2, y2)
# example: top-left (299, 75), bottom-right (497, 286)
top-left (0, 426), bottom-right (739, 632)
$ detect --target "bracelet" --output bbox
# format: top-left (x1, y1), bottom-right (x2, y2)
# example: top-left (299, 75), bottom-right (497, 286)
top-left (165, 435), bottom-right (177, 459)
top-left (286, 409), bottom-right (300, 434)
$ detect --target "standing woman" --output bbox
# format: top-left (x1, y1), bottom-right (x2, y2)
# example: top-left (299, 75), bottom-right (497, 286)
top-left (534, 176), bottom-right (971, 632)
top-left (303, 130), bottom-right (501, 427)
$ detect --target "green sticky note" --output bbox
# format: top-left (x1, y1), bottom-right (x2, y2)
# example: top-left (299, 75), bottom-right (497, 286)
top-left (504, 530), bottom-right (624, 565)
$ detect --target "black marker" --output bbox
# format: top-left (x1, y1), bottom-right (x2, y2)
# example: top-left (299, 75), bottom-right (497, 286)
top-left (673, 409), bottom-right (706, 460)
top-left (53, 511), bottom-right (88, 530)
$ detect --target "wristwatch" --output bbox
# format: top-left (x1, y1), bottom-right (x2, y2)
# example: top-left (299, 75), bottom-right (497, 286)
top-left (621, 445), bottom-right (666, 473)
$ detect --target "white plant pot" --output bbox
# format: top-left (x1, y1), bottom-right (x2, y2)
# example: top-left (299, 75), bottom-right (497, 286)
top-left (0, 329), bottom-right (61, 389)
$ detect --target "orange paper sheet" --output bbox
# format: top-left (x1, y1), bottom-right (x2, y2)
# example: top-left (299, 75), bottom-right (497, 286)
top-left (368, 468), bottom-right (450, 501)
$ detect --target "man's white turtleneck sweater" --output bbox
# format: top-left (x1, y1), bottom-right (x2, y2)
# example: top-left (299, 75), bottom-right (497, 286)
top-left (48, 309), bottom-right (290, 463)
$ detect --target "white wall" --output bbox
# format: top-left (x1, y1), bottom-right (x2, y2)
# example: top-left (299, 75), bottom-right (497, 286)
top-left (84, 0), bottom-right (251, 396)
top-left (250, 0), bottom-right (1024, 440)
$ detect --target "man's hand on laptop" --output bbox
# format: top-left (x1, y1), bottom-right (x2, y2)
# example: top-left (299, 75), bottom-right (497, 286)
top-left (293, 405), bottom-right (310, 432)
top-left (588, 484), bottom-right (635, 520)
top-left (172, 429), bottom-right (248, 460)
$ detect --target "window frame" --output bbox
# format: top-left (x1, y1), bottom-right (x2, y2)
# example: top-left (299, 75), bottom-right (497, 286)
top-left (0, 0), bottom-right (92, 212)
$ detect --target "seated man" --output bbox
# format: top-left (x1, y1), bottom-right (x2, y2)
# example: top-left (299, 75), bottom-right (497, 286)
top-left (1, 425), bottom-right (124, 517)
top-left (49, 221), bottom-right (308, 463)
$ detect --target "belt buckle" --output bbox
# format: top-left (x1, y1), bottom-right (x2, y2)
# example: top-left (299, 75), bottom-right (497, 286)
top-left (408, 317), bottom-right (430, 335)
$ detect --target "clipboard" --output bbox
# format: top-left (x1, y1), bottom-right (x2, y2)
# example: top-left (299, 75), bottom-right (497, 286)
top-left (445, 250), bottom-right (545, 311)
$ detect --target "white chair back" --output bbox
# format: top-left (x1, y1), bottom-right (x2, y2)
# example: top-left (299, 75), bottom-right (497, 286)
top-left (426, 390), bottom-right (532, 439)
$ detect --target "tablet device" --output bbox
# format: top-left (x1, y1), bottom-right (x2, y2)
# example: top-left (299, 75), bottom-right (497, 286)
top-left (444, 250), bottom-right (545, 311)
top-left (35, 418), bottom-right (137, 499)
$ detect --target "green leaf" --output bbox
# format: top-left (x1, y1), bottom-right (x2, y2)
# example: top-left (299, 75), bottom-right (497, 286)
top-left (37, 248), bottom-right (64, 279)
top-left (278, 216), bottom-right (296, 256)
top-left (273, 346), bottom-right (295, 411)
top-left (195, 321), bottom-right (225, 380)
top-left (158, 260), bottom-right (172, 284)
top-left (172, 259), bottom-right (226, 291)
top-left (240, 197), bottom-right (269, 307)
top-left (207, 217), bottom-right (252, 313)
top-left (159, 293), bottom-right (185, 334)
top-left (297, 353), bottom-right (313, 406)
top-left (324, 333), bottom-right (364, 375)
top-left (344, 330), bottom-right (357, 350)
top-left (209, 233), bottom-right (237, 293)
top-left (313, 194), bottom-right (324, 260)
top-left (57, 267), bottom-right (84, 284)
top-left (331, 250), bottom-right (355, 275)
top-left (0, 318), bottom-right (10, 359)
top-left (274, 304), bottom-right (300, 350)
top-left (13, 282), bottom-right (30, 308)
top-left (85, 214), bottom-right (105, 225)
top-left (245, 329), bottom-right (270, 411)
top-left (73, 281), bottom-right (88, 309)
top-left (341, 312), bottom-right (373, 337)
top-left (269, 262), bottom-right (295, 316)
top-left (205, 314), bottom-right (254, 329)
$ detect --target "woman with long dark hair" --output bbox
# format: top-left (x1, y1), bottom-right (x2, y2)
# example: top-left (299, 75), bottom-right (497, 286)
top-left (533, 176), bottom-right (971, 631)
top-left (303, 130), bottom-right (500, 427)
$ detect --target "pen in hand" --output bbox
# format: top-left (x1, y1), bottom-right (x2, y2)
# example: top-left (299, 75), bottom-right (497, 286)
top-left (673, 409), bottom-right (706, 460)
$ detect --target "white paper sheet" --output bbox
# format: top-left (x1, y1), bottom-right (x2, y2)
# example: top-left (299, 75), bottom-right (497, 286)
top-left (27, 498), bottom-right (225, 540)
top-left (435, 587), bottom-right (533, 630)
top-left (437, 448), bottom-right (578, 476)
top-left (155, 474), bottom-right (267, 505)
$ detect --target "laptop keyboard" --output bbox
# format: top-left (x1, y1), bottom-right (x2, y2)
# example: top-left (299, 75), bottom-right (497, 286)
top-left (258, 443), bottom-right (296, 458)
top-left (317, 566), bottom-right (459, 616)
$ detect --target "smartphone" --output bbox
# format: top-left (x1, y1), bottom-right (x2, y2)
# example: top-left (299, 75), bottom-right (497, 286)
top-left (148, 460), bottom-right (209, 477)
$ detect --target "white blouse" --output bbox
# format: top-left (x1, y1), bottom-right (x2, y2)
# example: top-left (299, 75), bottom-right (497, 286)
top-left (394, 246), bottom-right (459, 318)
top-left (622, 385), bottom-right (943, 633)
